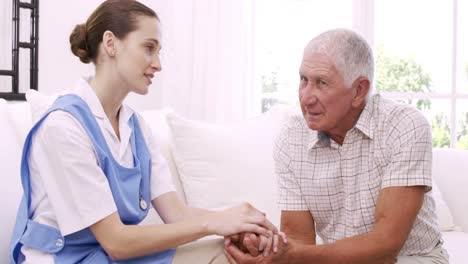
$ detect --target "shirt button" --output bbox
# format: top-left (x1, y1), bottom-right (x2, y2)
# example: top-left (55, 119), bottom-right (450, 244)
top-left (55, 238), bottom-right (64, 247)
top-left (139, 198), bottom-right (148, 211)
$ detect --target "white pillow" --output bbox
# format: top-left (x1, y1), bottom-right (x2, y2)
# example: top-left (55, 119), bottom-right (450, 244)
top-left (167, 109), bottom-right (290, 226)
top-left (139, 109), bottom-right (186, 200)
top-left (25, 89), bottom-right (67, 122)
top-left (432, 148), bottom-right (468, 231)
top-left (431, 183), bottom-right (458, 231)
top-left (0, 99), bottom-right (24, 259)
top-left (5, 101), bottom-right (32, 146)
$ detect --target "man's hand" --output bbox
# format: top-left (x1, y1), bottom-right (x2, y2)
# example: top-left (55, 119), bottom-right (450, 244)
top-left (225, 232), bottom-right (287, 257)
top-left (224, 234), bottom-right (290, 264)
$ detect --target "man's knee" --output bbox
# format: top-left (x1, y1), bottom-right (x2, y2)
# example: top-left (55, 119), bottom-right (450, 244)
top-left (397, 245), bottom-right (449, 264)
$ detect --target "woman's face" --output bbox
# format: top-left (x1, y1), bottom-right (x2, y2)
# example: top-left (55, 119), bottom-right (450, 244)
top-left (113, 15), bottom-right (162, 95)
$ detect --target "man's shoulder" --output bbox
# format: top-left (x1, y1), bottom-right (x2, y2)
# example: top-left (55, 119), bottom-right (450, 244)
top-left (281, 112), bottom-right (317, 137)
top-left (374, 95), bottom-right (429, 129)
top-left (276, 112), bottom-right (317, 148)
top-left (371, 95), bottom-right (431, 147)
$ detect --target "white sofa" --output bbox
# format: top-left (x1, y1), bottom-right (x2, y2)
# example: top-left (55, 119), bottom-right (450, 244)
top-left (1, 94), bottom-right (468, 263)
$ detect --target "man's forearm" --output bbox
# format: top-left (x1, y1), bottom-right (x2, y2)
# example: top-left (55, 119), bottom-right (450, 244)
top-left (283, 232), bottom-right (398, 264)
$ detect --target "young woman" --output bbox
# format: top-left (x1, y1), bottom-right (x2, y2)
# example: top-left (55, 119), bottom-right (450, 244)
top-left (9, 1), bottom-right (279, 263)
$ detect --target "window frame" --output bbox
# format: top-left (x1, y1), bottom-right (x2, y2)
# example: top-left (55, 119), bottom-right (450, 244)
top-left (371, 0), bottom-right (464, 148)
top-left (0, 0), bottom-right (39, 101)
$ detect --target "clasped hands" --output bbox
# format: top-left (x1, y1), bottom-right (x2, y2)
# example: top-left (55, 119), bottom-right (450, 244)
top-left (223, 230), bottom-right (288, 264)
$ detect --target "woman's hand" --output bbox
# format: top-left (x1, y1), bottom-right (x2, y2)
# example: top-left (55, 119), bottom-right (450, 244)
top-left (224, 232), bottom-right (290, 264)
top-left (225, 232), bottom-right (288, 257)
top-left (204, 202), bottom-right (278, 237)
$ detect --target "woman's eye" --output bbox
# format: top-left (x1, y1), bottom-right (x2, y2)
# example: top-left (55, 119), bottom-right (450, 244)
top-left (145, 45), bottom-right (155, 52)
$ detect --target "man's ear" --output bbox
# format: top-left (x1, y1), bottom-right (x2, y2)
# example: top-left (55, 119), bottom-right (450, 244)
top-left (102, 30), bottom-right (116, 57)
top-left (351, 77), bottom-right (370, 108)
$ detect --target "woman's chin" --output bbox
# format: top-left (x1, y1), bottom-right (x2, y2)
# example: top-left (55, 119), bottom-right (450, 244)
top-left (132, 85), bottom-right (150, 95)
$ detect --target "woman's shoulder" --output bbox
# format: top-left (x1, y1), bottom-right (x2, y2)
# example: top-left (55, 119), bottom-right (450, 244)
top-left (33, 109), bottom-right (91, 148)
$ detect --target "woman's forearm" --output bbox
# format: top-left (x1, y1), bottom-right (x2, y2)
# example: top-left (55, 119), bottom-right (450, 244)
top-left (91, 212), bottom-right (216, 261)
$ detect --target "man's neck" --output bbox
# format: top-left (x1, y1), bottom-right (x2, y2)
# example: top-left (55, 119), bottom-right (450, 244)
top-left (325, 103), bottom-right (367, 145)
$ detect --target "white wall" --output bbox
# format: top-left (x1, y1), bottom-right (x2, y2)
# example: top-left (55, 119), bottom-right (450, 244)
top-left (38, 0), bottom-right (255, 121)
top-left (38, 0), bottom-right (168, 111)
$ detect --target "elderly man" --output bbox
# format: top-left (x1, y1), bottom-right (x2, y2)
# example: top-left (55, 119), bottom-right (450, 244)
top-left (225, 29), bottom-right (448, 264)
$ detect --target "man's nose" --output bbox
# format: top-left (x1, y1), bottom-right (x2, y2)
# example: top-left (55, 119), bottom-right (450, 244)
top-left (300, 85), bottom-right (319, 104)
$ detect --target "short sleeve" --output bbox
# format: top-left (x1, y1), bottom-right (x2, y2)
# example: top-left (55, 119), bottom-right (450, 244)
top-left (136, 114), bottom-right (176, 201)
top-left (381, 108), bottom-right (433, 190)
top-left (274, 119), bottom-right (309, 211)
top-left (29, 111), bottom-right (117, 236)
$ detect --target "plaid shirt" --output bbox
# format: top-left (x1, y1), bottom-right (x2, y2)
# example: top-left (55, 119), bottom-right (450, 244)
top-left (274, 94), bottom-right (441, 255)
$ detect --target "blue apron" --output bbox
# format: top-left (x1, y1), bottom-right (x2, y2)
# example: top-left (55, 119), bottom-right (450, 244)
top-left (9, 94), bottom-right (175, 263)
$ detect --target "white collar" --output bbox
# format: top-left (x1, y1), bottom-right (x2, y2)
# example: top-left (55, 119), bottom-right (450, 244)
top-left (72, 76), bottom-right (135, 150)
top-left (73, 76), bottom-right (135, 125)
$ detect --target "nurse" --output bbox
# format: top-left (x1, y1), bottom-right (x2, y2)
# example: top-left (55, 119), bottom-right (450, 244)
top-left (9, 0), bottom-right (279, 263)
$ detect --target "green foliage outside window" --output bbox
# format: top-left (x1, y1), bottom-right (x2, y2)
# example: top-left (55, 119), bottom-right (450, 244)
top-left (375, 45), bottom-right (432, 111)
top-left (375, 45), bottom-right (454, 148)
top-left (457, 113), bottom-right (468, 149)
top-left (431, 113), bottom-right (451, 148)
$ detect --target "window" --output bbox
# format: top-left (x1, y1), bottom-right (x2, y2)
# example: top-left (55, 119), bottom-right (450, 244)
top-left (253, 0), bottom-right (352, 113)
top-left (0, 0), bottom-right (39, 101)
top-left (255, 0), bottom-right (467, 149)
top-left (375, 0), bottom-right (467, 149)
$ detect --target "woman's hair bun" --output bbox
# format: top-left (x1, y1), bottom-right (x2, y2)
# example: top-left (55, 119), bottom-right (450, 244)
top-left (69, 24), bottom-right (91, 64)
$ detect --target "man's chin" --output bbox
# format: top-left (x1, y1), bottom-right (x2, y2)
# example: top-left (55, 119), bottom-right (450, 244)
top-left (304, 117), bottom-right (321, 130)
top-left (306, 122), bottom-right (321, 131)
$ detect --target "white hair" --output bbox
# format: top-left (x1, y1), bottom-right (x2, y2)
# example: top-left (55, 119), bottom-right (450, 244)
top-left (306, 28), bottom-right (374, 89)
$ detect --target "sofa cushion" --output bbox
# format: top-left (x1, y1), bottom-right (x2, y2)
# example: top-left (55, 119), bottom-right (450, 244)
top-left (0, 99), bottom-right (24, 260)
top-left (139, 109), bottom-right (185, 201)
top-left (138, 109), bottom-right (186, 226)
top-left (25, 89), bottom-right (68, 122)
top-left (431, 182), bottom-right (457, 231)
top-left (441, 231), bottom-right (468, 264)
top-left (167, 109), bottom-right (290, 226)
top-left (433, 148), bottom-right (468, 232)
top-left (5, 101), bottom-right (32, 146)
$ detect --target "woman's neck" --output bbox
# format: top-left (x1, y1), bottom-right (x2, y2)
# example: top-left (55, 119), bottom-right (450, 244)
top-left (89, 69), bottom-right (128, 139)
top-left (91, 70), bottom-right (127, 116)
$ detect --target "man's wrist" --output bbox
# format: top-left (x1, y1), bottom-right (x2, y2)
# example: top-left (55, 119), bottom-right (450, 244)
top-left (277, 240), bottom-right (312, 264)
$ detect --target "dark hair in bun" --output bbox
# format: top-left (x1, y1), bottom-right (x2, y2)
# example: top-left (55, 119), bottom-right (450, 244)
top-left (70, 24), bottom-right (91, 63)
top-left (69, 0), bottom-right (159, 64)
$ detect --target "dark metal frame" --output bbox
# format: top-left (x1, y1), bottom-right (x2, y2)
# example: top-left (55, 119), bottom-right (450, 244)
top-left (0, 0), bottom-right (39, 101)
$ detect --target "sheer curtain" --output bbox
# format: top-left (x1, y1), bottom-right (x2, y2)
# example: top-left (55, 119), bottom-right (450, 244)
top-left (352, 0), bottom-right (375, 48)
top-left (142, 0), bottom-right (255, 123)
top-left (0, 0), bottom-right (12, 93)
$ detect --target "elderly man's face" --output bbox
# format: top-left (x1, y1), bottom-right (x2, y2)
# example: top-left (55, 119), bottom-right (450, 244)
top-left (298, 51), bottom-right (356, 134)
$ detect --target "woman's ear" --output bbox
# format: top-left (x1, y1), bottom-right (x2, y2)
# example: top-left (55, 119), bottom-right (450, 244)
top-left (351, 77), bottom-right (370, 108)
top-left (102, 30), bottom-right (116, 57)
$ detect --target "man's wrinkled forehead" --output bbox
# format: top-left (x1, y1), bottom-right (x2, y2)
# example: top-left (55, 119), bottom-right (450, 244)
top-left (303, 38), bottom-right (333, 58)
top-left (301, 50), bottom-right (333, 67)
